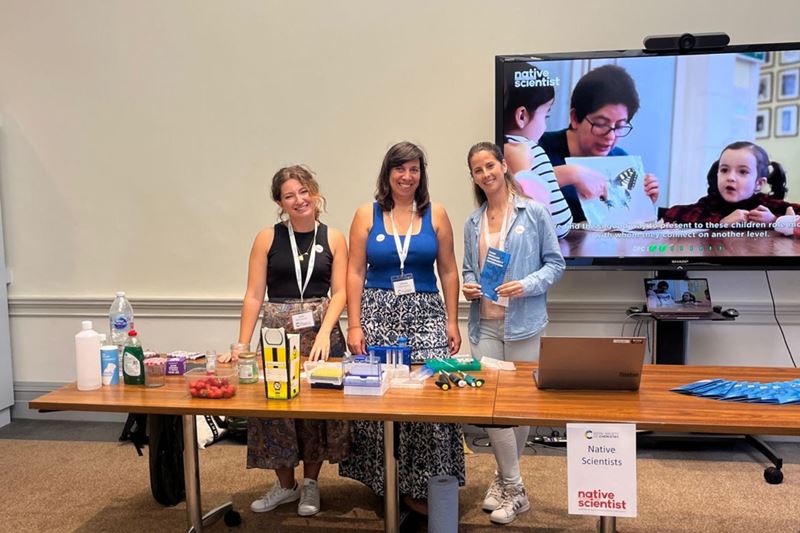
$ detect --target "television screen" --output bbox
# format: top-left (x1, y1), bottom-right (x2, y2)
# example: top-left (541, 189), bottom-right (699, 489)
top-left (496, 41), bottom-right (800, 269)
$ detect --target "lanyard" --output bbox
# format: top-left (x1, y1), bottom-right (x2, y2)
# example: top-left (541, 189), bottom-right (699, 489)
top-left (389, 201), bottom-right (417, 275)
top-left (482, 196), bottom-right (512, 252)
top-left (287, 221), bottom-right (318, 301)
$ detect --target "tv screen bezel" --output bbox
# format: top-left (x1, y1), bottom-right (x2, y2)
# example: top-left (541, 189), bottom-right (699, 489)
top-left (495, 41), bottom-right (800, 271)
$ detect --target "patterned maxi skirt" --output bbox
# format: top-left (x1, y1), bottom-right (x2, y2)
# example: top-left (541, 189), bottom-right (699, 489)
top-left (338, 288), bottom-right (466, 498)
top-left (246, 305), bottom-right (351, 470)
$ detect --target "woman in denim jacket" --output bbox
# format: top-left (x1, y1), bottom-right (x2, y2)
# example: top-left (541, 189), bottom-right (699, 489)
top-left (462, 142), bottom-right (565, 525)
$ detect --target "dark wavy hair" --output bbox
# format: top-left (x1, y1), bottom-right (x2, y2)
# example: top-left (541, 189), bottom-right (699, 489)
top-left (466, 142), bottom-right (529, 206)
top-left (375, 141), bottom-right (431, 215)
top-left (705, 141), bottom-right (787, 199)
top-left (270, 165), bottom-right (326, 220)
top-left (571, 64), bottom-right (640, 124)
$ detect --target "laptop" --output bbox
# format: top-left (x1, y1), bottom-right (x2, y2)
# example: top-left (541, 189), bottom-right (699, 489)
top-left (534, 336), bottom-right (646, 390)
top-left (644, 277), bottom-right (714, 319)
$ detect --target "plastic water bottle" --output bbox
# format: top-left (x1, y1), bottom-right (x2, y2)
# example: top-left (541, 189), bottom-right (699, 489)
top-left (75, 321), bottom-right (102, 391)
top-left (109, 291), bottom-right (135, 346)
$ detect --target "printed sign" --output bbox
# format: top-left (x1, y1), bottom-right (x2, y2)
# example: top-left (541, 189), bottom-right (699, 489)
top-left (567, 423), bottom-right (637, 518)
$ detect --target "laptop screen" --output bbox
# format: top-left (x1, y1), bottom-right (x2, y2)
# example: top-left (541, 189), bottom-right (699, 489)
top-left (644, 278), bottom-right (712, 315)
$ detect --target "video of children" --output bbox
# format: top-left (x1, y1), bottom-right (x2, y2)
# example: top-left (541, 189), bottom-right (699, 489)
top-left (500, 51), bottom-right (800, 259)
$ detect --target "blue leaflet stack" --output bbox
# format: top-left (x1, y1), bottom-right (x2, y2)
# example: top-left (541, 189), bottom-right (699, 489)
top-left (672, 378), bottom-right (800, 404)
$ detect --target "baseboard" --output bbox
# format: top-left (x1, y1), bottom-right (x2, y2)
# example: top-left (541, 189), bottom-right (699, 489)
top-left (9, 295), bottom-right (800, 324)
top-left (13, 382), bottom-right (126, 423)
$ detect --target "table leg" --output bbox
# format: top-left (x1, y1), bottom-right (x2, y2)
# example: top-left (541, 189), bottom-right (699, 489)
top-left (183, 414), bottom-right (203, 532)
top-left (598, 516), bottom-right (617, 533)
top-left (383, 420), bottom-right (398, 533)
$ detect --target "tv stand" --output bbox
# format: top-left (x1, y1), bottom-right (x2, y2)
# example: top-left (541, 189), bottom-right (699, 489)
top-left (637, 271), bottom-right (783, 484)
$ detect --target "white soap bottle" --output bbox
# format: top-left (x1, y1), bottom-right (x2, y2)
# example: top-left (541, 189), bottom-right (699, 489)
top-left (75, 320), bottom-right (102, 391)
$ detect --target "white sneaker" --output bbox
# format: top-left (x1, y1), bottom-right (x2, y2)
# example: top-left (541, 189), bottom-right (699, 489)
top-left (482, 475), bottom-right (504, 512)
top-left (297, 478), bottom-right (321, 516)
top-left (489, 484), bottom-right (530, 524)
top-left (250, 482), bottom-right (301, 513)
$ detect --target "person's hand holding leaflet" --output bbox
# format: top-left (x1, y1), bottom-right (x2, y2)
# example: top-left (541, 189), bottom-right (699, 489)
top-left (644, 173), bottom-right (660, 203)
top-left (495, 280), bottom-right (525, 298)
top-left (462, 282), bottom-right (482, 301)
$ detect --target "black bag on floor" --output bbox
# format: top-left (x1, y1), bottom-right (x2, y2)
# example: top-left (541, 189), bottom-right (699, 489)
top-left (118, 413), bottom-right (148, 455)
top-left (148, 414), bottom-right (186, 506)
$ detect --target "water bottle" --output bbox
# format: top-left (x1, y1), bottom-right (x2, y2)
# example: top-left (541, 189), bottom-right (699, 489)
top-left (122, 329), bottom-right (145, 385)
top-left (109, 291), bottom-right (135, 346)
top-left (75, 321), bottom-right (102, 391)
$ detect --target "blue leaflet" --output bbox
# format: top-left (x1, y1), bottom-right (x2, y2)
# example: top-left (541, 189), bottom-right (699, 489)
top-left (673, 378), bottom-right (800, 404)
top-left (479, 247), bottom-right (510, 302)
top-left (671, 379), bottom-right (724, 394)
top-left (697, 380), bottom-right (736, 398)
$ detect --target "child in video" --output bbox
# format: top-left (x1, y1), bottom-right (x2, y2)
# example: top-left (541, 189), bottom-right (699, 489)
top-left (663, 141), bottom-right (799, 227)
top-left (503, 65), bottom-right (573, 238)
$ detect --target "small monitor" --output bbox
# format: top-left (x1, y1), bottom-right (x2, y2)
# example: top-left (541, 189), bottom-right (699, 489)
top-left (644, 278), bottom-right (713, 318)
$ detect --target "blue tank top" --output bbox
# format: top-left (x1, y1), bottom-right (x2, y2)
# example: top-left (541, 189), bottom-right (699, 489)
top-left (365, 202), bottom-right (439, 292)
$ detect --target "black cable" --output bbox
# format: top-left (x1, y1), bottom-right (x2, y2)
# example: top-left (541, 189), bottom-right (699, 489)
top-left (764, 271), bottom-right (796, 368)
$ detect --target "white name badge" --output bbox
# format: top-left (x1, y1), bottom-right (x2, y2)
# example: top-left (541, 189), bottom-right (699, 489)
top-left (291, 311), bottom-right (315, 330)
top-left (496, 295), bottom-right (509, 308)
top-left (391, 273), bottom-right (416, 296)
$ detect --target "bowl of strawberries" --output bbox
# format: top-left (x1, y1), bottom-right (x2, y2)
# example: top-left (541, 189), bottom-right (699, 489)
top-left (185, 368), bottom-right (238, 399)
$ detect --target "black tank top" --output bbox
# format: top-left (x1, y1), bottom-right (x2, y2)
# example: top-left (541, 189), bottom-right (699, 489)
top-left (267, 222), bottom-right (332, 300)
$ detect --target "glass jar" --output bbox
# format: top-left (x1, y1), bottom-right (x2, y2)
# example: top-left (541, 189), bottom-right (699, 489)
top-left (238, 352), bottom-right (259, 384)
top-left (144, 357), bottom-right (167, 388)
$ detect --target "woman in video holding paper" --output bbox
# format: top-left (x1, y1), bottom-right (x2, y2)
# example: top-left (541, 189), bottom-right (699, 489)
top-left (461, 142), bottom-right (565, 525)
top-left (229, 165), bottom-right (350, 518)
top-left (663, 141), bottom-right (799, 231)
top-left (539, 64), bottom-right (660, 225)
top-left (340, 141), bottom-right (463, 515)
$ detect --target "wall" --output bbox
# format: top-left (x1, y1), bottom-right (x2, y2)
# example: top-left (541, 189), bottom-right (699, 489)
top-left (1, 1), bottom-right (799, 410)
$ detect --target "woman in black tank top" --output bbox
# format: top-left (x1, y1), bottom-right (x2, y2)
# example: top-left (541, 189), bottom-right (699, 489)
top-left (229, 165), bottom-right (350, 517)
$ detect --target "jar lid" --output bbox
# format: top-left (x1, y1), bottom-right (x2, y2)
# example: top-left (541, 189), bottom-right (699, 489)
top-left (238, 351), bottom-right (256, 359)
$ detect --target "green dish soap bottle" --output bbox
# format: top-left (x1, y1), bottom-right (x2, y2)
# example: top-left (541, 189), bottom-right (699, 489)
top-left (123, 329), bottom-right (145, 385)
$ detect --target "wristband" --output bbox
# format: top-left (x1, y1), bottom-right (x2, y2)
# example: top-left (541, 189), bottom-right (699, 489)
top-left (347, 325), bottom-right (362, 330)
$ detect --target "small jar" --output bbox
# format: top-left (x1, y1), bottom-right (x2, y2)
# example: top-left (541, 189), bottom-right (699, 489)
top-left (144, 357), bottom-right (167, 388)
top-left (238, 352), bottom-right (259, 384)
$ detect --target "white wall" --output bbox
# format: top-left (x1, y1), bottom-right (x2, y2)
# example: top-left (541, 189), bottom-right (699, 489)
top-left (1, 0), bottom-right (800, 398)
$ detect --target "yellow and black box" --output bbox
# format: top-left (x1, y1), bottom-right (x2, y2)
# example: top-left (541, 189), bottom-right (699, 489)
top-left (261, 327), bottom-right (300, 399)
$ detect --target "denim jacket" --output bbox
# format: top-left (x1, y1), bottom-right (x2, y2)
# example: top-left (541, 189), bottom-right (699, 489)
top-left (462, 196), bottom-right (565, 343)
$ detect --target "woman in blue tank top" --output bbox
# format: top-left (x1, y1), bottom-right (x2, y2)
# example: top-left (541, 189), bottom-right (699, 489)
top-left (339, 141), bottom-right (464, 515)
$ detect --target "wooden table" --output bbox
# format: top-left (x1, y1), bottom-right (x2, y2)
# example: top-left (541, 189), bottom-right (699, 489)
top-left (494, 363), bottom-right (800, 435)
top-left (30, 363), bottom-right (800, 532)
top-left (494, 362), bottom-right (800, 533)
top-left (31, 366), bottom-right (499, 533)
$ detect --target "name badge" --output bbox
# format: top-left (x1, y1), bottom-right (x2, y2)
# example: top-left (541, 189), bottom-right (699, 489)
top-left (391, 273), bottom-right (416, 296)
top-left (291, 311), bottom-right (315, 330)
top-left (496, 296), bottom-right (509, 308)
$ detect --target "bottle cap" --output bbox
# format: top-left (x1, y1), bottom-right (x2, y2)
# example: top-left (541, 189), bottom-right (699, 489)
top-left (116, 291), bottom-right (125, 297)
top-left (81, 320), bottom-right (93, 330)
top-left (128, 329), bottom-right (138, 336)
